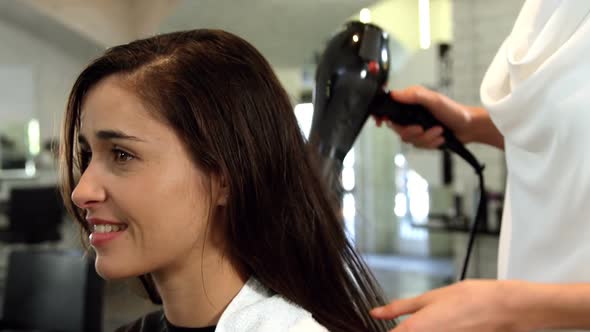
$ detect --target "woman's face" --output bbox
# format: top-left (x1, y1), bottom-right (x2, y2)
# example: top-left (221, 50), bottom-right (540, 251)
top-left (72, 75), bottom-right (226, 279)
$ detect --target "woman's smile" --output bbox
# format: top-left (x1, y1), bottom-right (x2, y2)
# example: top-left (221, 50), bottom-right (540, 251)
top-left (87, 217), bottom-right (128, 247)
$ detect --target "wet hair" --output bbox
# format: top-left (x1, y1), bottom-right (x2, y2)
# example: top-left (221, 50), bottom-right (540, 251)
top-left (60, 29), bottom-right (394, 331)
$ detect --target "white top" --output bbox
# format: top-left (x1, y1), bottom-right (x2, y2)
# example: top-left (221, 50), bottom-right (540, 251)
top-left (216, 277), bottom-right (328, 332)
top-left (481, 0), bottom-right (590, 314)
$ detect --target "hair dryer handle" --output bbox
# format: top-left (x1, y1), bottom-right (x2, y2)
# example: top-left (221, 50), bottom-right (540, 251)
top-left (370, 91), bottom-right (442, 128)
top-left (369, 90), bottom-right (484, 172)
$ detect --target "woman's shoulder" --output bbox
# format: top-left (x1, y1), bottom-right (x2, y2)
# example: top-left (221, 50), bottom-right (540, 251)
top-left (115, 310), bottom-right (165, 332)
top-left (114, 279), bottom-right (328, 332)
top-left (216, 278), bottom-right (328, 332)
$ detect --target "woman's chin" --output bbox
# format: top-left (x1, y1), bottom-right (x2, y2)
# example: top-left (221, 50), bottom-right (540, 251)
top-left (94, 257), bottom-right (143, 280)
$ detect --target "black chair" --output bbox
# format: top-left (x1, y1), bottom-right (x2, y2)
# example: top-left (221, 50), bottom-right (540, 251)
top-left (0, 186), bottom-right (63, 244)
top-left (0, 249), bottom-right (104, 332)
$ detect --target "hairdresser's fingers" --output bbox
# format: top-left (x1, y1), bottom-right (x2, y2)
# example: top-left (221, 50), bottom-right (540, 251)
top-left (414, 126), bottom-right (444, 148)
top-left (390, 86), bottom-right (442, 115)
top-left (417, 137), bottom-right (445, 149)
top-left (389, 316), bottom-right (422, 332)
top-left (375, 115), bottom-right (398, 128)
top-left (370, 296), bottom-right (425, 320)
top-left (389, 86), bottom-right (428, 104)
top-left (384, 118), bottom-right (445, 151)
top-left (385, 121), bottom-right (404, 136)
top-left (390, 87), bottom-right (472, 136)
top-left (430, 137), bottom-right (446, 149)
top-left (386, 121), bottom-right (443, 149)
top-left (374, 115), bottom-right (384, 127)
top-left (396, 125), bottom-right (425, 144)
top-left (383, 285), bottom-right (450, 317)
top-left (386, 122), bottom-right (421, 145)
top-left (388, 312), bottom-right (438, 332)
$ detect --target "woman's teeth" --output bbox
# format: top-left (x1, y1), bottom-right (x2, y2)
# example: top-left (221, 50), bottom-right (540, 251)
top-left (93, 224), bottom-right (126, 233)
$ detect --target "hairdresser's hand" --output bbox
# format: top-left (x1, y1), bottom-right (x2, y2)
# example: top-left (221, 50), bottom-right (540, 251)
top-left (376, 86), bottom-right (484, 149)
top-left (371, 280), bottom-right (526, 332)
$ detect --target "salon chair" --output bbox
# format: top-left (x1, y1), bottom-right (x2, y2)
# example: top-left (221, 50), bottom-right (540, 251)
top-left (0, 186), bottom-right (63, 244)
top-left (0, 249), bottom-right (104, 332)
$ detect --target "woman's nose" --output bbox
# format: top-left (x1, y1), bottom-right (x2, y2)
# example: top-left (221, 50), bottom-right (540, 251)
top-left (71, 166), bottom-right (106, 209)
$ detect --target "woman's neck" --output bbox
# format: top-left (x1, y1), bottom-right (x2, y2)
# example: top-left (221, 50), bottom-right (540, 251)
top-left (152, 250), bottom-right (248, 328)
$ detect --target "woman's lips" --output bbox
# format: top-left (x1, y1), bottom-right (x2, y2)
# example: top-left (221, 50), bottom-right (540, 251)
top-left (87, 218), bottom-right (128, 246)
top-left (89, 230), bottom-right (124, 246)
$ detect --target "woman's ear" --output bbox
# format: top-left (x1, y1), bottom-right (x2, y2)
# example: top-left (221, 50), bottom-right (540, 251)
top-left (215, 173), bottom-right (229, 206)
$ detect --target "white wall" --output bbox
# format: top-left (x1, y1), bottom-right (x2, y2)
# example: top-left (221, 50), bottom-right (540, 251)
top-left (0, 19), bottom-right (87, 142)
top-left (273, 67), bottom-right (303, 104)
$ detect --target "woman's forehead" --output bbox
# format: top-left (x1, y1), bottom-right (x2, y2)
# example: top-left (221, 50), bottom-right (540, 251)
top-left (80, 78), bottom-right (158, 130)
top-left (78, 80), bottom-right (173, 146)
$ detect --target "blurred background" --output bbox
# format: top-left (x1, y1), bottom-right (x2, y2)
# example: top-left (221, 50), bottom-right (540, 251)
top-left (0, 0), bottom-right (524, 330)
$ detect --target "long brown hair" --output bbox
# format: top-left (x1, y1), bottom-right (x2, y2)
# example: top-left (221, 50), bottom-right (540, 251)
top-left (60, 29), bottom-right (395, 331)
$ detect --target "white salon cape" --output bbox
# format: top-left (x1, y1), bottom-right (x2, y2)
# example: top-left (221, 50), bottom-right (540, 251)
top-left (480, 0), bottom-right (590, 331)
top-left (216, 278), bottom-right (327, 332)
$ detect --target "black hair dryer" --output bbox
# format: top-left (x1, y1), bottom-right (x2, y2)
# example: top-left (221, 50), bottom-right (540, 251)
top-left (308, 21), bottom-right (485, 281)
top-left (309, 21), bottom-right (482, 188)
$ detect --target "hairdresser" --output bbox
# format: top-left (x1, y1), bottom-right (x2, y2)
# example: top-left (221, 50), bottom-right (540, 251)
top-left (370, 1), bottom-right (590, 331)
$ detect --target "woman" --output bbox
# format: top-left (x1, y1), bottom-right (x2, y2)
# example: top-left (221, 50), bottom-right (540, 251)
top-left (60, 29), bottom-right (394, 331)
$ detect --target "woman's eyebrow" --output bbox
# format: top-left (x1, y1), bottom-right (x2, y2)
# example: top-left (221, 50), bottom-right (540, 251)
top-left (77, 130), bottom-right (146, 144)
top-left (95, 129), bottom-right (145, 142)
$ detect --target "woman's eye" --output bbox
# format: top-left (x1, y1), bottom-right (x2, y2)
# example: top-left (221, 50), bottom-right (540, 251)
top-left (113, 148), bottom-right (134, 163)
top-left (80, 150), bottom-right (92, 170)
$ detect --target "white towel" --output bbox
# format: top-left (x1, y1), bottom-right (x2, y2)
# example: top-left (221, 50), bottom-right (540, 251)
top-left (216, 277), bottom-right (328, 332)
